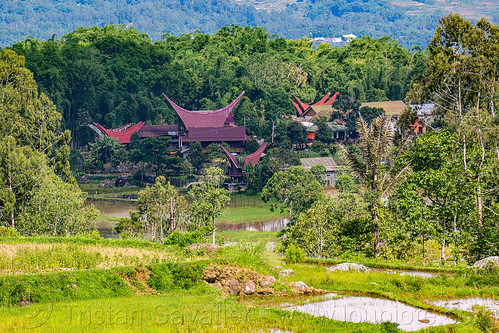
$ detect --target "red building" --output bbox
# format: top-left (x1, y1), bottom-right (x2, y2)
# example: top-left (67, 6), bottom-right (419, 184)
top-left (89, 92), bottom-right (251, 152)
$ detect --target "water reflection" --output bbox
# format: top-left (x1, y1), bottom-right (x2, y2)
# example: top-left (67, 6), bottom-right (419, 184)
top-left (431, 298), bottom-right (499, 317)
top-left (285, 293), bottom-right (457, 332)
top-left (216, 219), bottom-right (289, 232)
top-left (88, 199), bottom-right (289, 239)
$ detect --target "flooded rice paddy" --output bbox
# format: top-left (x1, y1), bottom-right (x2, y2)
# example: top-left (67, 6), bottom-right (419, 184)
top-left (284, 293), bottom-right (458, 332)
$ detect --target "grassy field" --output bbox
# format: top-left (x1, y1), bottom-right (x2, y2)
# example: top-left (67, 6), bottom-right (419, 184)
top-left (0, 234), bottom-right (497, 332)
top-left (215, 204), bottom-right (288, 224)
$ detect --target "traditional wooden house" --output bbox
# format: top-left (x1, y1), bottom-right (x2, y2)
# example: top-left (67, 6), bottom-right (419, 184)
top-left (89, 92), bottom-right (251, 153)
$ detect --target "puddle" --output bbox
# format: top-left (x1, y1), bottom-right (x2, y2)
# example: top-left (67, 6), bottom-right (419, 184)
top-left (430, 298), bottom-right (499, 317)
top-left (284, 293), bottom-right (457, 332)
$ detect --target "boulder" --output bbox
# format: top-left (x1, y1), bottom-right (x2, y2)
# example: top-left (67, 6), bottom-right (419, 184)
top-left (326, 263), bottom-right (372, 273)
top-left (266, 241), bottom-right (276, 252)
top-left (473, 256), bottom-right (499, 269)
top-left (289, 281), bottom-right (309, 293)
top-left (279, 269), bottom-right (296, 277)
top-left (241, 280), bottom-right (257, 295)
top-left (78, 176), bottom-right (90, 184)
top-left (259, 275), bottom-right (277, 288)
top-left (184, 243), bottom-right (219, 254)
top-left (97, 179), bottom-right (114, 188)
top-left (115, 175), bottom-right (130, 187)
top-left (225, 279), bottom-right (241, 295)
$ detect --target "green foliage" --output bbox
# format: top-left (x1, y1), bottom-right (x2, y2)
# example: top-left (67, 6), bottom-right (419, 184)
top-left (88, 136), bottom-right (124, 170)
top-left (163, 226), bottom-right (213, 247)
top-left (9, 25), bottom-right (428, 149)
top-left (137, 176), bottom-right (186, 243)
top-left (188, 169), bottom-right (230, 243)
top-left (113, 211), bottom-right (144, 239)
top-left (285, 243), bottom-right (306, 263)
top-left (0, 269), bottom-right (132, 306)
top-left (245, 139), bottom-right (260, 154)
top-left (0, 244), bottom-right (102, 272)
top-left (261, 165), bottom-right (325, 217)
top-left (0, 50), bottom-right (90, 235)
top-left (187, 142), bottom-right (205, 172)
top-left (146, 263), bottom-right (205, 291)
top-left (289, 195), bottom-right (371, 258)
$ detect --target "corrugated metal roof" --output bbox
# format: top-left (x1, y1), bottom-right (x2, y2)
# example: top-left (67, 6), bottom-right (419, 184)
top-left (300, 157), bottom-right (339, 172)
top-left (360, 101), bottom-right (407, 116)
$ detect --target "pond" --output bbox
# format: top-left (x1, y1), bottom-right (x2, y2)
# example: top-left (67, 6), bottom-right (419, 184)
top-left (430, 298), bottom-right (499, 317)
top-left (88, 199), bottom-right (289, 239)
top-left (284, 293), bottom-right (458, 332)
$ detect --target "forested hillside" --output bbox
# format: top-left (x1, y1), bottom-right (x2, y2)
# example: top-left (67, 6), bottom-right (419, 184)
top-left (2, 0), bottom-right (496, 48)
top-left (8, 25), bottom-right (426, 147)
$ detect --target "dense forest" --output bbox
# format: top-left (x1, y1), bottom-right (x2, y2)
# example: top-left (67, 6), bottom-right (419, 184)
top-left (8, 25), bottom-right (426, 147)
top-left (1, 14), bottom-right (498, 264)
top-left (0, 0), bottom-right (462, 48)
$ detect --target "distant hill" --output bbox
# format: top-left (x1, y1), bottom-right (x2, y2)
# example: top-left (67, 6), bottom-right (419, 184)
top-left (0, 0), bottom-right (497, 48)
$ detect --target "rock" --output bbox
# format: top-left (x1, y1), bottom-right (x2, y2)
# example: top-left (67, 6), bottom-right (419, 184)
top-left (204, 271), bottom-right (218, 283)
top-left (259, 275), bottom-right (277, 288)
top-left (326, 263), bottom-right (372, 273)
top-left (266, 241), bottom-right (276, 252)
top-left (279, 269), bottom-right (296, 277)
top-left (279, 234), bottom-right (288, 240)
top-left (225, 279), bottom-right (241, 295)
top-left (473, 256), bottom-right (499, 269)
top-left (241, 280), bottom-right (257, 295)
top-left (97, 179), bottom-right (114, 188)
top-left (115, 175), bottom-right (130, 187)
top-left (184, 243), bottom-right (219, 254)
top-left (79, 176), bottom-right (90, 184)
top-left (290, 281), bottom-right (308, 292)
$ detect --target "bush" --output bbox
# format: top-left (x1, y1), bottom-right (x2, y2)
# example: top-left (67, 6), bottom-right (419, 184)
top-left (285, 244), bottom-right (306, 263)
top-left (0, 226), bottom-right (18, 237)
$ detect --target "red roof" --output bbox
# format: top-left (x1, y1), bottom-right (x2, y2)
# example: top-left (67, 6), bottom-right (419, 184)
top-left (291, 92), bottom-right (339, 115)
top-left (163, 92), bottom-right (245, 130)
top-left (182, 126), bottom-right (251, 142)
top-left (242, 142), bottom-right (268, 167)
top-left (92, 122), bottom-right (145, 144)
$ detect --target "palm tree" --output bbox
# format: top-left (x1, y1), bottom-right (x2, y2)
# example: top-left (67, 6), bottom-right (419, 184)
top-left (343, 115), bottom-right (410, 257)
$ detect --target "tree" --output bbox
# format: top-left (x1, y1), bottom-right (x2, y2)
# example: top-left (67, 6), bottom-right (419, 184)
top-left (137, 176), bottom-right (184, 243)
top-left (187, 142), bottom-right (205, 172)
top-left (314, 117), bottom-right (332, 144)
top-left (407, 15), bottom-right (499, 261)
top-left (261, 165), bottom-right (324, 218)
top-left (88, 136), bottom-right (123, 170)
top-left (286, 121), bottom-right (307, 147)
top-left (188, 167), bottom-right (229, 244)
top-left (0, 49), bottom-right (91, 235)
top-left (17, 168), bottom-right (98, 236)
top-left (290, 194), bottom-right (370, 258)
top-left (343, 115), bottom-right (410, 257)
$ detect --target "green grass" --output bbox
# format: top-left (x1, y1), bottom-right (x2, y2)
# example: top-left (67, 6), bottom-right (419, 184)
top-left (0, 292), bottom-right (391, 332)
top-left (219, 231), bottom-right (279, 243)
top-left (284, 263), bottom-right (499, 314)
top-left (216, 204), bottom-right (288, 224)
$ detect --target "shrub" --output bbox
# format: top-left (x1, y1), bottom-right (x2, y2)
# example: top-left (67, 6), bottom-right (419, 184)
top-left (285, 244), bottom-right (306, 263)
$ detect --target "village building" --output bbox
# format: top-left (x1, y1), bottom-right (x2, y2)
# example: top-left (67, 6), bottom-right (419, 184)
top-left (300, 157), bottom-right (340, 186)
top-left (89, 92), bottom-right (251, 153)
top-left (290, 92), bottom-right (351, 142)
